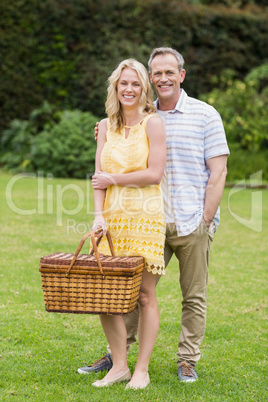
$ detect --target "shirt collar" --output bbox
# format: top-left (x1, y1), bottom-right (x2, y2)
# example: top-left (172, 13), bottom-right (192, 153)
top-left (154, 89), bottom-right (187, 113)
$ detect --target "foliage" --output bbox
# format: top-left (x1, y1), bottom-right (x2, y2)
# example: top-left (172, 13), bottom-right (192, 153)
top-left (0, 0), bottom-right (267, 133)
top-left (0, 172), bottom-right (267, 400)
top-left (31, 110), bottom-right (97, 178)
top-left (200, 64), bottom-right (268, 153)
top-left (227, 144), bottom-right (268, 181)
top-left (200, 0), bottom-right (267, 7)
top-left (0, 102), bottom-right (60, 171)
top-left (0, 103), bottom-right (98, 178)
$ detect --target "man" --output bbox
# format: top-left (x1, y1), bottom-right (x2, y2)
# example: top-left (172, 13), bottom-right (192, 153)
top-left (78, 47), bottom-right (229, 382)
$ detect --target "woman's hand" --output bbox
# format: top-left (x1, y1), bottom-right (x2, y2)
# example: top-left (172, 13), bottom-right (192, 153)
top-left (92, 171), bottom-right (114, 189)
top-left (91, 215), bottom-right (107, 235)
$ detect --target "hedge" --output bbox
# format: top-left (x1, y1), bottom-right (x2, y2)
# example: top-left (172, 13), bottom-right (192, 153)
top-left (0, 0), bottom-right (267, 135)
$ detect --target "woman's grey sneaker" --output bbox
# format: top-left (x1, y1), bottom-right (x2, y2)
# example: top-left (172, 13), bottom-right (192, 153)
top-left (77, 353), bottom-right (113, 374)
top-left (178, 362), bottom-right (198, 382)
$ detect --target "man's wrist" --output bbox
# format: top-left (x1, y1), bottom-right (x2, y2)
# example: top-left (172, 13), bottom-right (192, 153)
top-left (203, 213), bottom-right (212, 225)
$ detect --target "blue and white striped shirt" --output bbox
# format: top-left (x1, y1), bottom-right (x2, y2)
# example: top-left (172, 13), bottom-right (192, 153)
top-left (156, 89), bottom-right (229, 236)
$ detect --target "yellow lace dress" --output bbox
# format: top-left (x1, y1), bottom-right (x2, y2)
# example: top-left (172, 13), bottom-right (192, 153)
top-left (98, 114), bottom-right (166, 275)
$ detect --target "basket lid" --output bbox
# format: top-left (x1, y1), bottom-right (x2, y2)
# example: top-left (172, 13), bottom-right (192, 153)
top-left (40, 252), bottom-right (144, 270)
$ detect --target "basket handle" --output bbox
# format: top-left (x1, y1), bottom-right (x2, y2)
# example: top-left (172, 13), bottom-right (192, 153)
top-left (66, 229), bottom-right (115, 277)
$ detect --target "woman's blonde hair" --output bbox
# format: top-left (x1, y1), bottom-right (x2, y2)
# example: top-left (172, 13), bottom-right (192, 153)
top-left (105, 59), bottom-right (156, 132)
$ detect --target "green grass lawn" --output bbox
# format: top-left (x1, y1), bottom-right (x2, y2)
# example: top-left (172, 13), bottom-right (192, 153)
top-left (0, 171), bottom-right (267, 401)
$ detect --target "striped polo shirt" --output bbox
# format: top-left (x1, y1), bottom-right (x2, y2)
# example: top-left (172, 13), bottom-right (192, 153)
top-left (155, 89), bottom-right (229, 236)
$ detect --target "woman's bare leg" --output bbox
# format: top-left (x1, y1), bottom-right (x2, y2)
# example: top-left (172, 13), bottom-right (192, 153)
top-left (127, 269), bottom-right (159, 387)
top-left (98, 315), bottom-right (129, 380)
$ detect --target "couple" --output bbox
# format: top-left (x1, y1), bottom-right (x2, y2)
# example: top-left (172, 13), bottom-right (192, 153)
top-left (83, 47), bottom-right (229, 389)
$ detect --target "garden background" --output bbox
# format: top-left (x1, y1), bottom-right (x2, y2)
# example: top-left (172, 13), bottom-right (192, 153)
top-left (0, 0), bottom-right (268, 180)
top-left (0, 0), bottom-right (267, 400)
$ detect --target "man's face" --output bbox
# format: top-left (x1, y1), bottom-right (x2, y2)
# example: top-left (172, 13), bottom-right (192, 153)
top-left (149, 53), bottom-right (186, 105)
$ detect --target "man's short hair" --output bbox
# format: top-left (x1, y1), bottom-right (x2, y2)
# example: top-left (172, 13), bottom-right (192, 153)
top-left (148, 47), bottom-right (185, 72)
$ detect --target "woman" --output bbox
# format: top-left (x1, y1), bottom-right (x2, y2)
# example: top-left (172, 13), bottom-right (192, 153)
top-left (91, 59), bottom-right (166, 389)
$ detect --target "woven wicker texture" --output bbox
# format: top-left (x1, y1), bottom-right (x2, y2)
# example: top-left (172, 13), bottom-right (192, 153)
top-left (39, 231), bottom-right (144, 315)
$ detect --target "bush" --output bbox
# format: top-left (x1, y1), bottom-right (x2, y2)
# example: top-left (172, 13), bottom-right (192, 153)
top-left (226, 144), bottom-right (268, 181)
top-left (200, 63), bottom-right (268, 181)
top-left (0, 102), bottom-right (60, 171)
top-left (31, 110), bottom-right (98, 178)
top-left (200, 64), bottom-right (268, 152)
top-left (0, 104), bottom-right (99, 178)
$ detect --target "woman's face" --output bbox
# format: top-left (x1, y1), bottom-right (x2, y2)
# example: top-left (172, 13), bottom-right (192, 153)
top-left (117, 68), bottom-right (143, 109)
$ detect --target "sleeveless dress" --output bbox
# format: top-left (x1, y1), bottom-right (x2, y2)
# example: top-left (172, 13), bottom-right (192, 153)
top-left (98, 114), bottom-right (166, 275)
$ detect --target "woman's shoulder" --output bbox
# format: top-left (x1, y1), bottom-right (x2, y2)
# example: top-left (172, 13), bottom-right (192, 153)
top-left (98, 118), bottom-right (109, 142)
top-left (145, 114), bottom-right (165, 130)
top-left (99, 118), bottom-right (108, 130)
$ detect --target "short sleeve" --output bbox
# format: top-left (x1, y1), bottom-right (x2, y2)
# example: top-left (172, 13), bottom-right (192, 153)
top-left (204, 107), bottom-right (230, 160)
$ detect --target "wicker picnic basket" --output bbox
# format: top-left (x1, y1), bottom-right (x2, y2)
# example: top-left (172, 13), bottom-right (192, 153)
top-left (39, 230), bottom-right (144, 315)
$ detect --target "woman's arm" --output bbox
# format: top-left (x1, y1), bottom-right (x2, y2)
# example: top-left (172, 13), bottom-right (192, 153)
top-left (92, 115), bottom-right (166, 189)
top-left (92, 119), bottom-right (108, 233)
